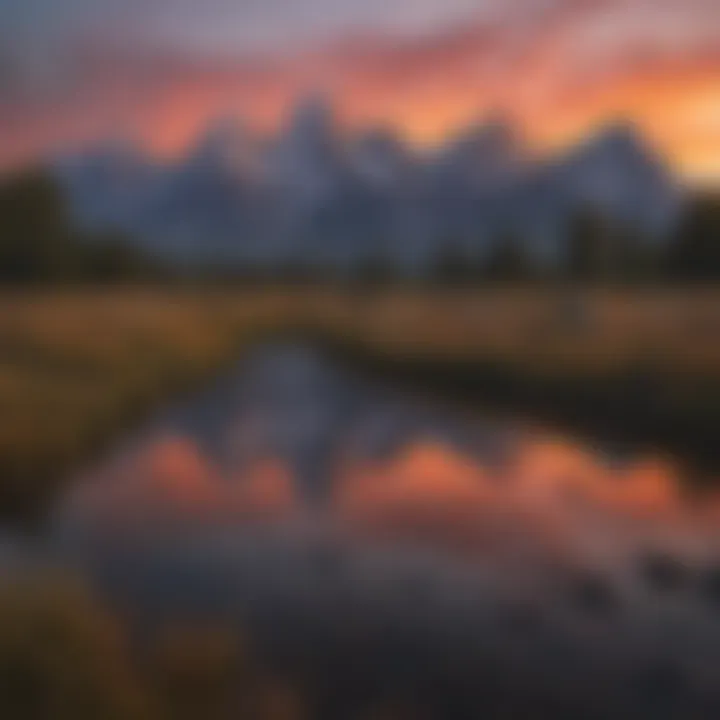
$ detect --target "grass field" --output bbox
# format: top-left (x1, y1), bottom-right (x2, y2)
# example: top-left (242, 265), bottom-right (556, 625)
top-left (1, 286), bottom-right (720, 521)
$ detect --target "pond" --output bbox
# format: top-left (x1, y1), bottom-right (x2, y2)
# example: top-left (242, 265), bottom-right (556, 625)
top-left (8, 340), bottom-right (720, 717)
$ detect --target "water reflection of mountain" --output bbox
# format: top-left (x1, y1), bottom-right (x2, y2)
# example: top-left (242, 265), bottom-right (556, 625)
top-left (22, 341), bottom-right (720, 718)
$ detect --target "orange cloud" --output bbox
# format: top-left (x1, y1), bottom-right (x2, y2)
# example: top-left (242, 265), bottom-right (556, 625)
top-left (0, 19), bottom-right (718, 181)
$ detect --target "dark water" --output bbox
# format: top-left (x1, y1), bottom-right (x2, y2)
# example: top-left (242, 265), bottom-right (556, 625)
top-left (8, 341), bottom-right (720, 717)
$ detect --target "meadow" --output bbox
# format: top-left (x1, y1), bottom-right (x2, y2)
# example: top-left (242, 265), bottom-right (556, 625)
top-left (1, 286), bottom-right (720, 521)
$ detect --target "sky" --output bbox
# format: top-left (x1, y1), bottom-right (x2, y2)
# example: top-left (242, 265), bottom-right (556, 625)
top-left (0, 0), bottom-right (718, 182)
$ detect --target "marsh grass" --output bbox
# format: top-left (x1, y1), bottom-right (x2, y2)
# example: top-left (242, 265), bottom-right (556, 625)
top-left (0, 572), bottom-right (304, 720)
top-left (0, 289), bottom-right (287, 522)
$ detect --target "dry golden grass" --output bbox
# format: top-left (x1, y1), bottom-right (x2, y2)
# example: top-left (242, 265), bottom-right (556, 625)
top-left (274, 286), bottom-right (720, 375)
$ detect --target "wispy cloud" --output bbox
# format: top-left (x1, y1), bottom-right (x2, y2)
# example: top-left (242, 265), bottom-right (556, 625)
top-left (0, 0), bottom-right (717, 179)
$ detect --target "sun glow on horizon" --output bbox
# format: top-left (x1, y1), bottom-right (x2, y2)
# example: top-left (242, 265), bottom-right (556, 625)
top-left (0, 8), bottom-right (718, 185)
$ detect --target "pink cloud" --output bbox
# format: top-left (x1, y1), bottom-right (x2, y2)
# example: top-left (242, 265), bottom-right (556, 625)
top-left (0, 1), bottom-right (718, 178)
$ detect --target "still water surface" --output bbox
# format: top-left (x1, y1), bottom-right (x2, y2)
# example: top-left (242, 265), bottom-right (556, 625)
top-left (9, 341), bottom-right (720, 716)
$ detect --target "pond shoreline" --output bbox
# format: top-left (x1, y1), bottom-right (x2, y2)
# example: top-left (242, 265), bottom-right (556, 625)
top-left (2, 288), bottom-right (720, 524)
top-left (309, 334), bottom-right (720, 484)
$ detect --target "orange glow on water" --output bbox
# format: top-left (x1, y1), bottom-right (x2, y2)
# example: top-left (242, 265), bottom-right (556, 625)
top-left (65, 426), bottom-right (720, 565)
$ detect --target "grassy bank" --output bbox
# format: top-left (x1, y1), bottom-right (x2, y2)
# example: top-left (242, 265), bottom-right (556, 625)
top-left (0, 572), bottom-right (305, 720)
top-left (1, 286), bottom-right (720, 522)
top-left (0, 288), bottom-right (299, 522)
top-left (308, 287), bottom-right (720, 479)
top-left (305, 288), bottom-right (720, 480)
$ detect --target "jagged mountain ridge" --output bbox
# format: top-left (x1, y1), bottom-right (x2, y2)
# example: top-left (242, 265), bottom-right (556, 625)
top-left (55, 97), bottom-right (683, 273)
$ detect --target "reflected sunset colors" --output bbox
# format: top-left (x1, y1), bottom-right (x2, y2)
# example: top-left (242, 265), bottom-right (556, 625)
top-left (61, 343), bottom-right (720, 579)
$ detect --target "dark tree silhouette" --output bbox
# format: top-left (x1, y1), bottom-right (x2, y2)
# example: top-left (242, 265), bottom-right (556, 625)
top-left (664, 193), bottom-right (720, 282)
top-left (354, 247), bottom-right (394, 288)
top-left (0, 171), bottom-right (75, 282)
top-left (433, 241), bottom-right (476, 286)
top-left (564, 206), bottom-right (614, 282)
top-left (0, 170), bottom-right (159, 284)
top-left (484, 233), bottom-right (532, 282)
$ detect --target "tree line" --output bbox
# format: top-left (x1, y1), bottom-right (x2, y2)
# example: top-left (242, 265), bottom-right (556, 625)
top-left (0, 169), bottom-right (718, 286)
top-left (0, 170), bottom-right (161, 284)
top-left (413, 194), bottom-right (720, 286)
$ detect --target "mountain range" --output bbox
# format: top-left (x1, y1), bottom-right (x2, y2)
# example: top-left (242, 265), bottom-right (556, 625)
top-left (55, 96), bottom-right (683, 275)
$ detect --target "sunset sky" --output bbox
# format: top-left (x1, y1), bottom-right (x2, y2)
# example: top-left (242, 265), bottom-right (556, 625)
top-left (1, 0), bottom-right (718, 183)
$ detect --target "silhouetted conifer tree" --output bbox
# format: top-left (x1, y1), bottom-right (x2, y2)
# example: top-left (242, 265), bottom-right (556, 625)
top-left (664, 194), bottom-right (720, 282)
